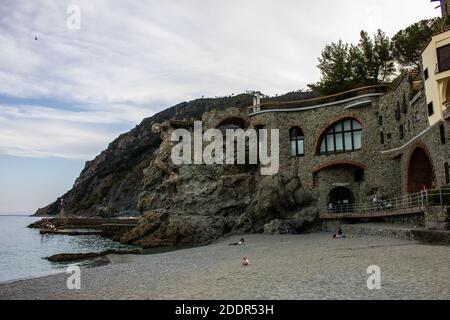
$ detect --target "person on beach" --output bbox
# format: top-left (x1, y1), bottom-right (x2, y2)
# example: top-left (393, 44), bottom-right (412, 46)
top-left (333, 226), bottom-right (346, 239)
top-left (229, 238), bottom-right (245, 246)
top-left (372, 194), bottom-right (379, 210)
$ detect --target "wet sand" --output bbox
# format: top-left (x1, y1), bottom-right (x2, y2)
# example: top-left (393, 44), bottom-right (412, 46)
top-left (1, 233), bottom-right (449, 300)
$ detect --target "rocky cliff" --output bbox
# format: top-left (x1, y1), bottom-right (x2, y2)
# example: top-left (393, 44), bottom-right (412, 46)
top-left (35, 91), bottom-right (319, 247)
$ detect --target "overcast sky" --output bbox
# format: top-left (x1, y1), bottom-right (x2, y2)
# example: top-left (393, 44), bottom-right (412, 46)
top-left (0, 0), bottom-right (440, 214)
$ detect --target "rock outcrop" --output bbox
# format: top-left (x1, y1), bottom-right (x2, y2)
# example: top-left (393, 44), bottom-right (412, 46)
top-left (34, 95), bottom-right (257, 217)
top-left (45, 249), bottom-right (142, 262)
top-left (119, 160), bottom-right (318, 247)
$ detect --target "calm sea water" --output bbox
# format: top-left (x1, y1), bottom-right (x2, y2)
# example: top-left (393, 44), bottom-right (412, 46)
top-left (0, 215), bottom-right (134, 283)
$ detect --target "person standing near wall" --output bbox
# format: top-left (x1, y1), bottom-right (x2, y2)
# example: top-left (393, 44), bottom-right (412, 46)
top-left (420, 184), bottom-right (428, 205)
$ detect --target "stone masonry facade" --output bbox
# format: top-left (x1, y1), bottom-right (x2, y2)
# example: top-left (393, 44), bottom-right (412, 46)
top-left (202, 72), bottom-right (449, 212)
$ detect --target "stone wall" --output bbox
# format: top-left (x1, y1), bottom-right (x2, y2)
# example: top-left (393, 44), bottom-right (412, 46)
top-left (406, 123), bottom-right (450, 189)
top-left (313, 165), bottom-right (366, 209)
top-left (424, 206), bottom-right (450, 230)
top-left (249, 94), bottom-right (401, 211)
top-left (377, 75), bottom-right (429, 151)
top-left (247, 72), bottom-right (448, 213)
top-left (377, 74), bottom-right (450, 193)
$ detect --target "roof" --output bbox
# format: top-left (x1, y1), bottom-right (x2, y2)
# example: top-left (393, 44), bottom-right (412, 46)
top-left (421, 27), bottom-right (450, 54)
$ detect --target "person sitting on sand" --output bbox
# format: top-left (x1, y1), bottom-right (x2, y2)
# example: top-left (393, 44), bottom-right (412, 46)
top-left (229, 238), bottom-right (245, 246)
top-left (333, 226), bottom-right (346, 239)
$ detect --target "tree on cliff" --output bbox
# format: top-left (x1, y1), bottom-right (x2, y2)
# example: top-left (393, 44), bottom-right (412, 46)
top-left (309, 30), bottom-right (395, 95)
top-left (307, 40), bottom-right (354, 95)
top-left (391, 17), bottom-right (449, 70)
top-left (353, 30), bottom-right (395, 85)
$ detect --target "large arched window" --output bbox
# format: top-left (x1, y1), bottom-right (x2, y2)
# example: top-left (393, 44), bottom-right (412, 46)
top-left (290, 127), bottom-right (305, 157)
top-left (319, 119), bottom-right (362, 154)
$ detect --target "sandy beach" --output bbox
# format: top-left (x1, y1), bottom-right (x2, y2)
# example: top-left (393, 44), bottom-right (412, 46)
top-left (1, 233), bottom-right (449, 300)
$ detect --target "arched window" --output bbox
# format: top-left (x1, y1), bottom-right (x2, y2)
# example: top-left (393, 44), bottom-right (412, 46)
top-left (290, 127), bottom-right (305, 157)
top-left (319, 119), bottom-right (362, 154)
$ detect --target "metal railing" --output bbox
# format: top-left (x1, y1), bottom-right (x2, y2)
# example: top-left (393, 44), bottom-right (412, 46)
top-left (326, 188), bottom-right (450, 216)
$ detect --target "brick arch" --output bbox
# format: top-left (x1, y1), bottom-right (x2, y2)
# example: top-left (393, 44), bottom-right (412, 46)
top-left (313, 160), bottom-right (367, 175)
top-left (406, 141), bottom-right (436, 192)
top-left (216, 116), bottom-right (250, 129)
top-left (314, 115), bottom-right (366, 154)
top-left (289, 126), bottom-right (305, 137)
top-left (285, 123), bottom-right (307, 140)
top-left (250, 120), bottom-right (267, 129)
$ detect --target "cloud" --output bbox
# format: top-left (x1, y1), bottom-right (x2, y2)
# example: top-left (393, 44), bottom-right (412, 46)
top-left (0, 0), bottom-right (439, 160)
top-left (0, 103), bottom-right (149, 124)
top-left (0, 102), bottom-right (151, 159)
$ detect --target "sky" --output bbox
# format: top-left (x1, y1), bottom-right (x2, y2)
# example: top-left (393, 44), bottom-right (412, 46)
top-left (0, 0), bottom-right (440, 214)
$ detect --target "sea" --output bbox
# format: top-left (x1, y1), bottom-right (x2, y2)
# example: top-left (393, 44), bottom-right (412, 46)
top-left (0, 215), bottom-right (134, 283)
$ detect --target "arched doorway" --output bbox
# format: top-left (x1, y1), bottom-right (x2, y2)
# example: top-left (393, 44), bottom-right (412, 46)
top-left (328, 187), bottom-right (354, 207)
top-left (407, 147), bottom-right (434, 193)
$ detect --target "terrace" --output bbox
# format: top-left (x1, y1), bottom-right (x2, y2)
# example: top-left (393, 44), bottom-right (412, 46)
top-left (249, 84), bottom-right (390, 115)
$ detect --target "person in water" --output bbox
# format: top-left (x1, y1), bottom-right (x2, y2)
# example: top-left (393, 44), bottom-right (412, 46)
top-left (242, 257), bottom-right (249, 267)
top-left (229, 238), bottom-right (245, 246)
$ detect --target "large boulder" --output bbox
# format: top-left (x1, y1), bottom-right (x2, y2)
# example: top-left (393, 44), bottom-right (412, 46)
top-left (263, 219), bottom-right (295, 235)
top-left (251, 166), bottom-right (316, 231)
top-left (121, 164), bottom-right (319, 247)
top-left (120, 210), bottom-right (226, 247)
top-left (291, 207), bottom-right (319, 232)
top-left (263, 207), bottom-right (319, 235)
top-left (119, 209), bottom-right (168, 244)
top-left (294, 188), bottom-right (313, 207)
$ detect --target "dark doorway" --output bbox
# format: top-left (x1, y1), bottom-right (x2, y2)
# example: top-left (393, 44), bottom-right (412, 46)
top-left (407, 147), bottom-right (434, 192)
top-left (328, 187), bottom-right (354, 209)
top-left (217, 117), bottom-right (248, 130)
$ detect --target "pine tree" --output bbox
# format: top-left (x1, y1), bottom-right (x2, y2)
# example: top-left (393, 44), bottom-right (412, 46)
top-left (391, 17), bottom-right (449, 70)
top-left (309, 30), bottom-right (395, 95)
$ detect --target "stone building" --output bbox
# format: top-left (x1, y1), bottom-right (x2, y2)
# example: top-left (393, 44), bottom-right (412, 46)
top-left (204, 67), bottom-right (449, 212)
